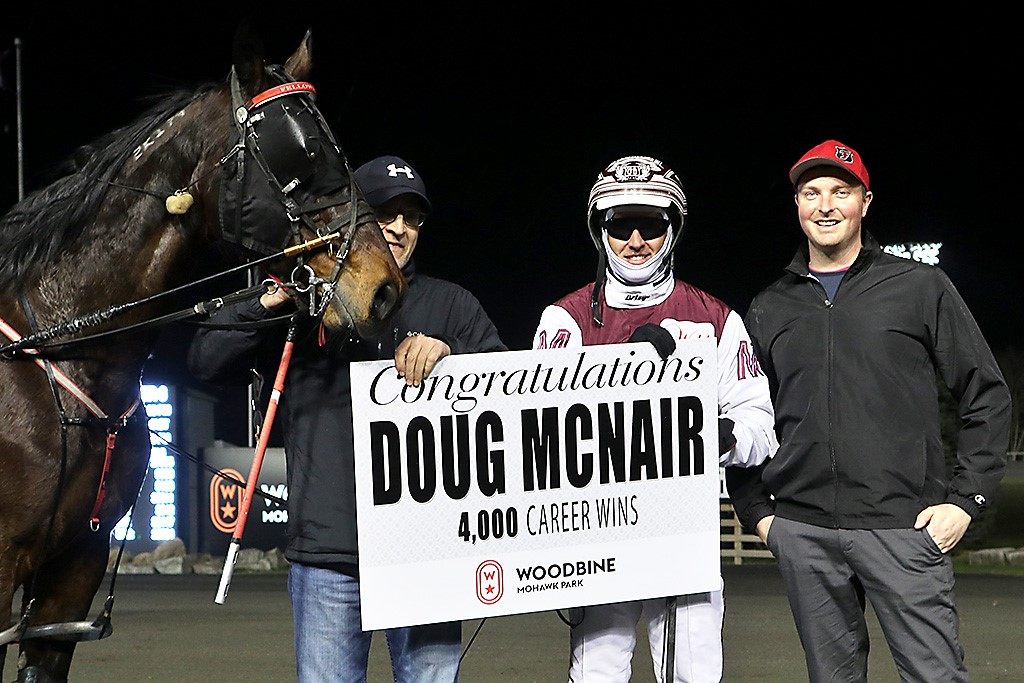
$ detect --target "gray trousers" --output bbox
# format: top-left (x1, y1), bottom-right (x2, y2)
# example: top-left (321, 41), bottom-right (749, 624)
top-left (766, 517), bottom-right (967, 683)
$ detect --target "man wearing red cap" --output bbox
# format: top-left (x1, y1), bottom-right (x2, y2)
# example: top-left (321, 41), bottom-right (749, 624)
top-left (727, 140), bottom-right (1011, 681)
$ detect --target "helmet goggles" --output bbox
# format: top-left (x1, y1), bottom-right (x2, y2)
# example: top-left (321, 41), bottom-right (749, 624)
top-left (602, 206), bottom-right (671, 241)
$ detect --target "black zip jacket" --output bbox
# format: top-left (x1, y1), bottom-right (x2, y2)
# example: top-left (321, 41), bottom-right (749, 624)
top-left (727, 232), bottom-right (1010, 532)
top-left (187, 261), bottom-right (507, 569)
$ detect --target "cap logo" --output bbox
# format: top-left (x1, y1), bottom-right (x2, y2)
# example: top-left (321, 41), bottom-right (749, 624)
top-left (387, 163), bottom-right (414, 179)
top-left (612, 159), bottom-right (656, 183)
top-left (834, 145), bottom-right (856, 165)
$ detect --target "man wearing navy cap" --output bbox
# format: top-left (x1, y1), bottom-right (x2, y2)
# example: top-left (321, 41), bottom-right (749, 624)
top-left (728, 140), bottom-right (1011, 681)
top-left (354, 155), bottom-right (431, 271)
top-left (189, 155), bottom-right (506, 682)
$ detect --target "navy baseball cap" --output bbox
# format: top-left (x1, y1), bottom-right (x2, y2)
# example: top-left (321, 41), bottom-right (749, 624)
top-left (353, 155), bottom-right (431, 213)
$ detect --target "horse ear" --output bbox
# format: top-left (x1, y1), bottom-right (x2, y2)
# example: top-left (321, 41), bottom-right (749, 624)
top-left (284, 30), bottom-right (313, 81)
top-left (232, 18), bottom-right (267, 97)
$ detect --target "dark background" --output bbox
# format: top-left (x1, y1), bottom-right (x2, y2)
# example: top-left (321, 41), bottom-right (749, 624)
top-left (2, 10), bottom-right (1019, 444)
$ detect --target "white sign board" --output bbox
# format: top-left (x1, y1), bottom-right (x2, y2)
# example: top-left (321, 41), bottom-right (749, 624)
top-left (350, 340), bottom-right (719, 630)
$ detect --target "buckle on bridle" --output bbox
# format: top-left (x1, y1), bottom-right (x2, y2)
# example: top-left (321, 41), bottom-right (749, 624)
top-left (316, 225), bottom-right (339, 258)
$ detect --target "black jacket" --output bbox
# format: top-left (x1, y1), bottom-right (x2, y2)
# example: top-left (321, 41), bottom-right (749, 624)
top-left (188, 261), bottom-right (507, 569)
top-left (727, 232), bottom-right (1010, 532)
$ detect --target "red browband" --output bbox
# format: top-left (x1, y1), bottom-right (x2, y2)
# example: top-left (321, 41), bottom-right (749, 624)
top-left (248, 81), bottom-right (316, 110)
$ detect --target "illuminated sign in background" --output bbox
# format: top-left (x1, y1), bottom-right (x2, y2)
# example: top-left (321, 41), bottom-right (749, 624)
top-left (199, 445), bottom-right (288, 554)
top-left (111, 384), bottom-right (177, 546)
top-left (883, 242), bottom-right (942, 265)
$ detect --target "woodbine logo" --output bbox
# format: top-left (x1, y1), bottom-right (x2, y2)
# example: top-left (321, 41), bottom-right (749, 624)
top-left (515, 557), bottom-right (617, 593)
top-left (476, 557), bottom-right (619, 603)
top-left (211, 468), bottom-right (245, 533)
top-left (476, 560), bottom-right (503, 604)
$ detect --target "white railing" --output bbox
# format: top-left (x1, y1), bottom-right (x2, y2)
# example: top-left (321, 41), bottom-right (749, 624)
top-left (720, 502), bottom-right (773, 565)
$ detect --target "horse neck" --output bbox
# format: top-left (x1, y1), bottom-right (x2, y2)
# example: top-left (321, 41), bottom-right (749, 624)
top-left (28, 91), bottom-right (233, 373)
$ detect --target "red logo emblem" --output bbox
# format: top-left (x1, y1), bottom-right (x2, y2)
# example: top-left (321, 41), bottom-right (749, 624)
top-left (476, 560), bottom-right (503, 605)
top-left (211, 468), bottom-right (245, 533)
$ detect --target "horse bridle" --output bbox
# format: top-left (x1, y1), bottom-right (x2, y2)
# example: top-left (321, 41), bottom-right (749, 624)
top-left (226, 63), bottom-right (375, 320)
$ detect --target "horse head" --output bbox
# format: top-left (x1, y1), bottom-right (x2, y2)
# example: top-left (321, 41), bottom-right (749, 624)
top-left (210, 26), bottom-right (405, 338)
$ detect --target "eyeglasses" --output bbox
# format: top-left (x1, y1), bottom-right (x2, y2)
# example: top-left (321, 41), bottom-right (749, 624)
top-left (375, 210), bottom-right (426, 228)
top-left (602, 207), bottom-right (671, 241)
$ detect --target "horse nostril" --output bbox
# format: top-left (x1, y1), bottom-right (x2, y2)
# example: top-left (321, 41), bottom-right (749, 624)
top-left (372, 281), bottom-right (399, 321)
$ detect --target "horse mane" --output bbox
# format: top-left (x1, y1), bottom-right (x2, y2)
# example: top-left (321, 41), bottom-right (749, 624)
top-left (0, 83), bottom-right (222, 293)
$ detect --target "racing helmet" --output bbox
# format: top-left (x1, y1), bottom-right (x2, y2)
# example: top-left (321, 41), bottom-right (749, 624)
top-left (585, 156), bottom-right (688, 325)
top-left (586, 155), bottom-right (688, 253)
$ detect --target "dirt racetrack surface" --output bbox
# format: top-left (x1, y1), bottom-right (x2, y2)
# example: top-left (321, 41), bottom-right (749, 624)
top-left (3, 564), bottom-right (1022, 681)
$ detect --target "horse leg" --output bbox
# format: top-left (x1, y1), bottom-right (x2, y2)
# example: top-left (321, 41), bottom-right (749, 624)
top-left (1, 568), bottom-right (10, 677)
top-left (16, 532), bottom-right (109, 682)
top-left (2, 576), bottom-right (8, 677)
top-left (1, 546), bottom-right (24, 677)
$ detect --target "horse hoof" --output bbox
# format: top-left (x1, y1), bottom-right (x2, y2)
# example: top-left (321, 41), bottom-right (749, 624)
top-left (16, 665), bottom-right (66, 683)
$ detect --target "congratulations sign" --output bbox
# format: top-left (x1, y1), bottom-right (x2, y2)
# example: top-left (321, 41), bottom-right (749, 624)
top-left (350, 340), bottom-right (720, 629)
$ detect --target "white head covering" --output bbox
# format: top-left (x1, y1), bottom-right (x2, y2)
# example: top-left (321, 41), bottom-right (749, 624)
top-left (602, 224), bottom-right (675, 285)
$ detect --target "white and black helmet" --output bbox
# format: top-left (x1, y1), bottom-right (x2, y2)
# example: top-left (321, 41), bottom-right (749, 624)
top-left (586, 155), bottom-right (688, 251)
top-left (585, 155), bottom-right (688, 325)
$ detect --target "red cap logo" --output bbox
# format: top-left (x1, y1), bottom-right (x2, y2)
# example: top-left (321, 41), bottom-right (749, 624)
top-left (789, 139), bottom-right (870, 190)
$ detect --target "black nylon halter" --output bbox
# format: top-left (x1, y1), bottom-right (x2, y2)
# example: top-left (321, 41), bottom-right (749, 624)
top-left (223, 64), bottom-right (374, 319)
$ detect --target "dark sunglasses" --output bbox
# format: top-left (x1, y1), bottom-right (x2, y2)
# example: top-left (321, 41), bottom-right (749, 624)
top-left (602, 207), bottom-right (671, 241)
top-left (375, 209), bottom-right (426, 228)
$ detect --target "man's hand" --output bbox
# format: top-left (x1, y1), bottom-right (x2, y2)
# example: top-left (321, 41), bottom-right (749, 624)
top-left (756, 515), bottom-right (774, 545)
top-left (915, 503), bottom-right (971, 554)
top-left (395, 334), bottom-right (451, 386)
top-left (259, 284), bottom-right (293, 311)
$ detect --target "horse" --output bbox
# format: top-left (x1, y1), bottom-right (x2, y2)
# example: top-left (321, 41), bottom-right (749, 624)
top-left (0, 26), bottom-right (404, 682)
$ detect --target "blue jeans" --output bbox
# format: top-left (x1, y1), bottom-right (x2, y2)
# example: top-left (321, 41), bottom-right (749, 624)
top-left (288, 563), bottom-right (462, 683)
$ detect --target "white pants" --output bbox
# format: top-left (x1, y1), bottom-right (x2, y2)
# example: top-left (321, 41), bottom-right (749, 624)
top-left (568, 584), bottom-right (724, 682)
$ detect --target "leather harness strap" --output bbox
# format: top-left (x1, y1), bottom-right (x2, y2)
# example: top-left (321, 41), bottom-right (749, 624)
top-left (0, 315), bottom-right (110, 419)
top-left (1, 313), bottom-right (141, 531)
top-left (88, 399), bottom-right (142, 531)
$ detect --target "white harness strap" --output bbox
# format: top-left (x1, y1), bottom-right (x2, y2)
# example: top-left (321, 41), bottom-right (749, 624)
top-left (0, 315), bottom-right (109, 419)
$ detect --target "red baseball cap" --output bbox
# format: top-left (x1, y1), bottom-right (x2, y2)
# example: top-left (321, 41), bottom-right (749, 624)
top-left (789, 139), bottom-right (870, 190)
